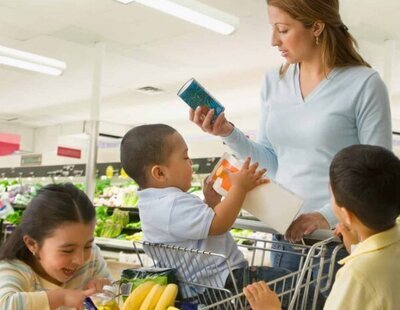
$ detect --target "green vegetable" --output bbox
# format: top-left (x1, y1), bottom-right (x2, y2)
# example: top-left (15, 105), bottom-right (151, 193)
top-left (95, 206), bottom-right (108, 221)
top-left (74, 183), bottom-right (85, 192)
top-left (100, 220), bottom-right (123, 238)
top-left (122, 191), bottom-right (138, 208)
top-left (5, 210), bottom-right (23, 225)
top-left (95, 207), bottom-right (130, 238)
top-left (111, 208), bottom-right (129, 227)
top-left (125, 221), bottom-right (141, 229)
top-left (95, 179), bottom-right (111, 196)
top-left (188, 185), bottom-right (202, 193)
top-left (230, 228), bottom-right (255, 245)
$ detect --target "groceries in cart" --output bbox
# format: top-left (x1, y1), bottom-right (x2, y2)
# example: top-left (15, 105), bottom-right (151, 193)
top-left (84, 285), bottom-right (120, 310)
top-left (117, 267), bottom-right (197, 310)
top-left (210, 153), bottom-right (304, 234)
top-left (123, 282), bottom-right (178, 310)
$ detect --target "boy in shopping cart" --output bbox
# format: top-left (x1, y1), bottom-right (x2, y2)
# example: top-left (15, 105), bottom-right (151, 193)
top-left (120, 124), bottom-right (290, 296)
top-left (243, 144), bottom-right (400, 309)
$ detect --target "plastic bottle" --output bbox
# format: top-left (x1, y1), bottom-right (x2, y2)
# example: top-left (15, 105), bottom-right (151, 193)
top-left (90, 285), bottom-right (120, 310)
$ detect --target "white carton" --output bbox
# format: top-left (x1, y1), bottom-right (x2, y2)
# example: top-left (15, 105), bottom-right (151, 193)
top-left (211, 153), bottom-right (303, 234)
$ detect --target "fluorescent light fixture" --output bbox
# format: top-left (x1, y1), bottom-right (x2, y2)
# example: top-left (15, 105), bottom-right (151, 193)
top-left (0, 45), bottom-right (66, 76)
top-left (117, 0), bottom-right (239, 35)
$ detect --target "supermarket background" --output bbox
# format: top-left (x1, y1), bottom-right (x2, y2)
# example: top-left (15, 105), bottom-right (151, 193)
top-left (0, 0), bottom-right (399, 290)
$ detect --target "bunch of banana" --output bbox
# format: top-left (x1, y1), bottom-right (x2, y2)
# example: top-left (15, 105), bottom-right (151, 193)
top-left (122, 282), bottom-right (179, 310)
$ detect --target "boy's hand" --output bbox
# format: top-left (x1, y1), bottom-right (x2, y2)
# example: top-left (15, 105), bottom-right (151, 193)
top-left (230, 157), bottom-right (269, 192)
top-left (243, 281), bottom-right (281, 310)
top-left (334, 223), bottom-right (359, 253)
top-left (207, 158), bottom-right (268, 236)
top-left (85, 277), bottom-right (111, 293)
top-left (203, 176), bottom-right (222, 209)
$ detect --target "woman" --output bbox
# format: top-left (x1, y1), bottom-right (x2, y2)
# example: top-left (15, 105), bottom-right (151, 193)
top-left (190, 0), bottom-right (392, 274)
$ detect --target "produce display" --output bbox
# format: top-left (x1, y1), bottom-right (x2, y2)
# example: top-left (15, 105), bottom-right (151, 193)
top-left (94, 179), bottom-right (139, 208)
top-left (1, 177), bottom-right (254, 261)
top-left (0, 178), bottom-right (143, 243)
top-left (95, 206), bottom-right (133, 239)
top-left (0, 182), bottom-right (42, 206)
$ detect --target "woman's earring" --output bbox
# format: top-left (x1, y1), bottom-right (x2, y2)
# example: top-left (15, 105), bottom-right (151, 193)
top-left (315, 36), bottom-right (319, 46)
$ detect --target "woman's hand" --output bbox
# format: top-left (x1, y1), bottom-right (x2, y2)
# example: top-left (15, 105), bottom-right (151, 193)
top-left (203, 176), bottom-right (222, 209)
top-left (243, 281), bottom-right (281, 310)
top-left (334, 223), bottom-right (359, 253)
top-left (189, 106), bottom-right (234, 137)
top-left (284, 212), bottom-right (330, 243)
top-left (85, 277), bottom-right (111, 293)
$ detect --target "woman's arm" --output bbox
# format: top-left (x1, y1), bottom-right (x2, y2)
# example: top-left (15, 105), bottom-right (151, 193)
top-left (356, 72), bottom-right (392, 149)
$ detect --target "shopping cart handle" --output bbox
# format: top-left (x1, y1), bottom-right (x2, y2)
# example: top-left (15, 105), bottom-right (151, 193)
top-left (303, 229), bottom-right (341, 242)
top-left (234, 218), bottom-right (342, 242)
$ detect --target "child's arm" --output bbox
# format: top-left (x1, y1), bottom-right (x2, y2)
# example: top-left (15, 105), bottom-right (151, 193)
top-left (203, 177), bottom-right (222, 209)
top-left (208, 157), bottom-right (268, 235)
top-left (47, 288), bottom-right (95, 310)
top-left (0, 266), bottom-right (94, 310)
top-left (0, 291), bottom-right (50, 310)
top-left (0, 265), bottom-right (50, 309)
top-left (243, 281), bottom-right (281, 310)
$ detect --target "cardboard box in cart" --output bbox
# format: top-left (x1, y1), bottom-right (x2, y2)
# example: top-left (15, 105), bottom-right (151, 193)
top-left (211, 153), bottom-right (303, 234)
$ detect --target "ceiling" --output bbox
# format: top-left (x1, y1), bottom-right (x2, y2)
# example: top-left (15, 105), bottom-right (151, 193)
top-left (0, 0), bottom-right (399, 134)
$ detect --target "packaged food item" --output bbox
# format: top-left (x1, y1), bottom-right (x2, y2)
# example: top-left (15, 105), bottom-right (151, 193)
top-left (210, 152), bottom-right (304, 234)
top-left (83, 297), bottom-right (98, 310)
top-left (177, 78), bottom-right (225, 122)
top-left (210, 153), bottom-right (241, 196)
top-left (121, 267), bottom-right (177, 294)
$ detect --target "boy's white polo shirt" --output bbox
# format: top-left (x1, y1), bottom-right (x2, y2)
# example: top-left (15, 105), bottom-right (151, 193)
top-left (138, 187), bottom-right (246, 287)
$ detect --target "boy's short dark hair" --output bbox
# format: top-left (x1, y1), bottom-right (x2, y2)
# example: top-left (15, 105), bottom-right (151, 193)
top-left (120, 124), bottom-right (177, 188)
top-left (330, 144), bottom-right (400, 232)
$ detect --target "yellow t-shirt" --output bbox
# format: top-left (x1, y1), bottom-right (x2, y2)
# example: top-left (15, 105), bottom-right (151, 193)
top-left (325, 224), bottom-right (400, 309)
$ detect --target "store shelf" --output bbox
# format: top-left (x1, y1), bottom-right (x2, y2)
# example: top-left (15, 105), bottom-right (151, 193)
top-left (233, 217), bottom-right (278, 234)
top-left (95, 237), bottom-right (134, 249)
top-left (95, 237), bottom-right (142, 253)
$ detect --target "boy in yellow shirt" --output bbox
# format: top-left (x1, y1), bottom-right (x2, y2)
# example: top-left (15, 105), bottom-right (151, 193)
top-left (244, 144), bottom-right (400, 310)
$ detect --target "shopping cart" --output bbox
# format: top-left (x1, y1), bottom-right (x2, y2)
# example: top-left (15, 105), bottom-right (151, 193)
top-left (132, 234), bottom-right (343, 310)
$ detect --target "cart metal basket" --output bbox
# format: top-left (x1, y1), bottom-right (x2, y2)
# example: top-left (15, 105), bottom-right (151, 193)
top-left (132, 235), bottom-right (343, 310)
